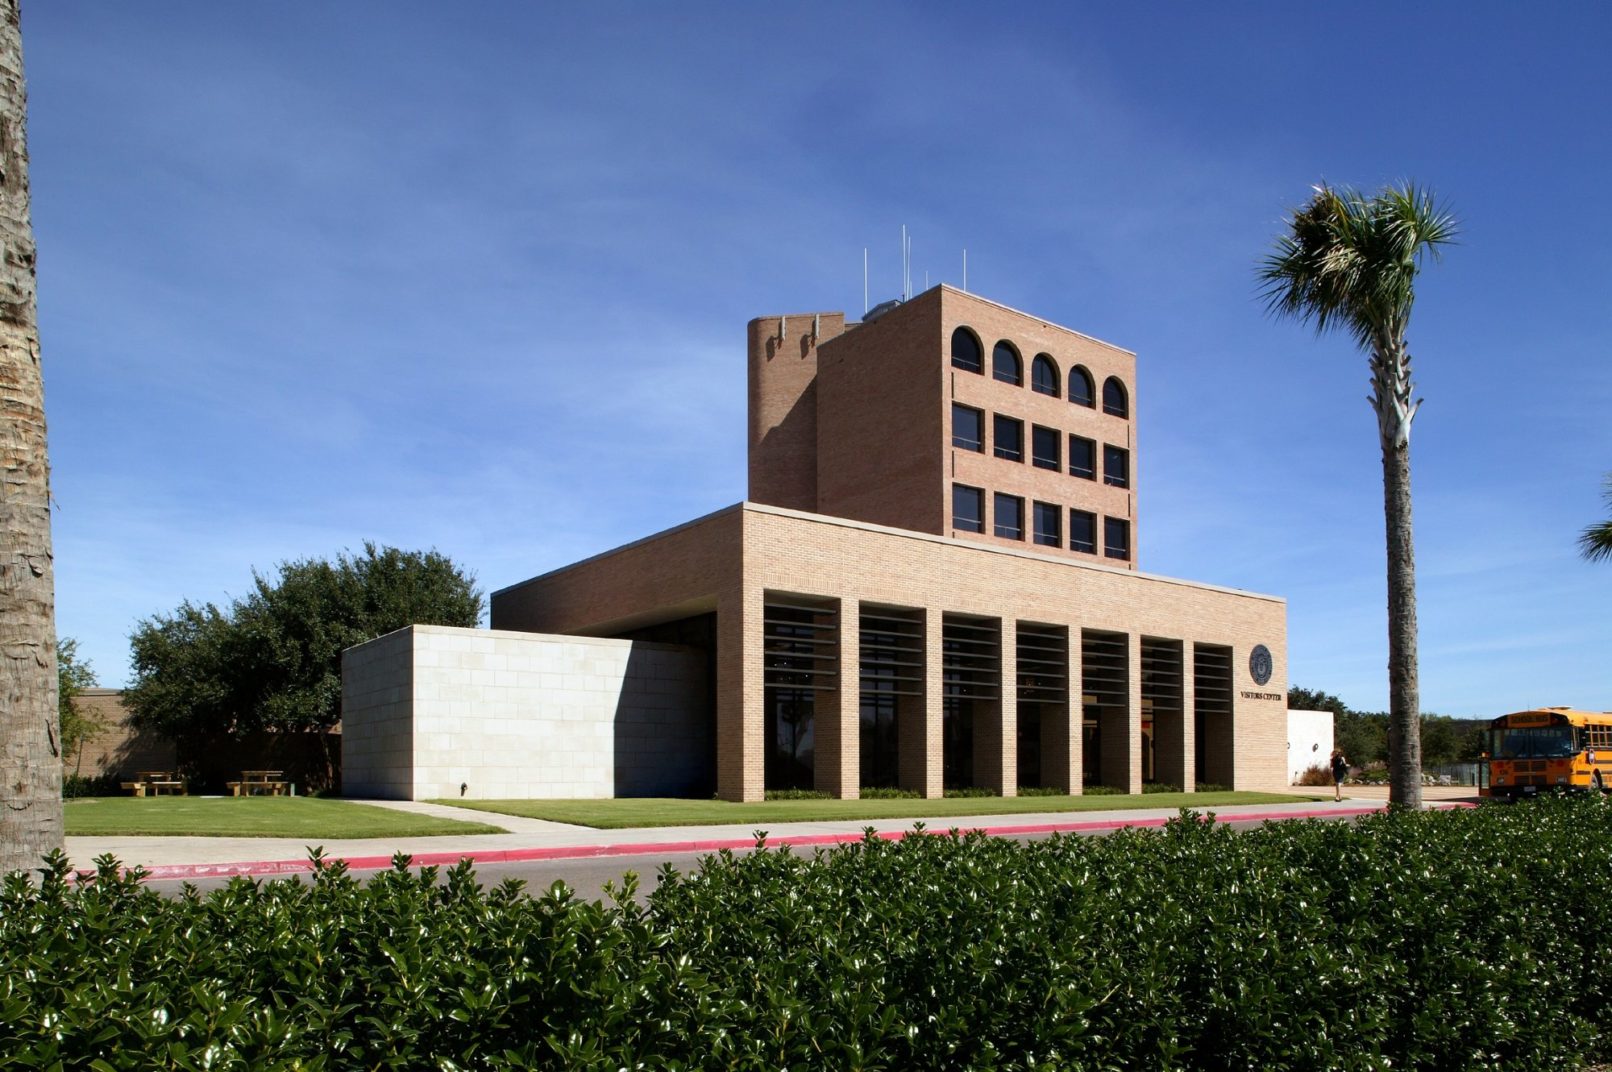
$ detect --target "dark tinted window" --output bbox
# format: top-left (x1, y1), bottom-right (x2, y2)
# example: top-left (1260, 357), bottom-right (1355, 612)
top-left (1103, 444), bottom-right (1129, 488)
top-left (1102, 377), bottom-right (1129, 418)
top-left (953, 484), bottom-right (985, 533)
top-left (1069, 366), bottom-right (1094, 407)
top-left (1031, 354), bottom-right (1059, 396)
top-left (994, 494), bottom-right (1024, 540)
top-left (1104, 516), bottom-right (1131, 560)
top-left (993, 415), bottom-right (1023, 461)
top-left (1033, 501), bottom-right (1062, 547)
top-left (952, 404), bottom-right (983, 451)
top-left (1070, 509), bottom-right (1096, 554)
top-left (993, 342), bottom-right (1022, 385)
top-left (951, 327), bottom-right (983, 372)
top-left (1032, 425), bottom-right (1060, 470)
top-left (1069, 434), bottom-right (1096, 479)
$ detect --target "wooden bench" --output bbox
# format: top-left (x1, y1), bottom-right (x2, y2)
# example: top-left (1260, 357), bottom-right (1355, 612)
top-left (228, 770), bottom-right (290, 796)
top-left (123, 771), bottom-right (186, 796)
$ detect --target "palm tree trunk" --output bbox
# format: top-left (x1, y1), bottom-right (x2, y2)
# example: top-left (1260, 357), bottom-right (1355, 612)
top-left (0, 0), bottom-right (61, 874)
top-left (1381, 434), bottom-right (1422, 809)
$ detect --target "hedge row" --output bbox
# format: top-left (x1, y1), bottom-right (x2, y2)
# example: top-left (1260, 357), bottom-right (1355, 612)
top-left (4, 798), bottom-right (1610, 1070)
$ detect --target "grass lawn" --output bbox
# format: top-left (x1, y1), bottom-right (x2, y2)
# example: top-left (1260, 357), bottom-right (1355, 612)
top-left (433, 791), bottom-right (1310, 829)
top-left (65, 796), bottom-right (506, 839)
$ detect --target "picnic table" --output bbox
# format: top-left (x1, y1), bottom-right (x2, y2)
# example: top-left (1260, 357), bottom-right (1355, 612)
top-left (121, 770), bottom-right (186, 796)
top-left (227, 770), bottom-right (291, 796)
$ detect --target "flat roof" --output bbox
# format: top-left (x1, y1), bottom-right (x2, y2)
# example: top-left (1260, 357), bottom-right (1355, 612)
top-left (493, 501), bottom-right (1282, 606)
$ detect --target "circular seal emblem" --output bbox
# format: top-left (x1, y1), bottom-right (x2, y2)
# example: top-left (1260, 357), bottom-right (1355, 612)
top-left (1249, 644), bottom-right (1273, 686)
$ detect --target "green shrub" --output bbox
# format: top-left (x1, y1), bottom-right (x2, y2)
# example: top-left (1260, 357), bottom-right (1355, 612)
top-left (762, 788), bottom-right (832, 800)
top-left (1142, 781), bottom-right (1180, 793)
top-left (1017, 785), bottom-right (1067, 796)
top-left (60, 773), bottom-right (122, 798)
top-left (1082, 783), bottom-right (1123, 794)
top-left (1193, 782), bottom-right (1231, 793)
top-left (858, 786), bottom-right (919, 799)
top-left (1355, 763), bottom-right (1391, 784)
top-left (5, 799), bottom-right (1610, 1069)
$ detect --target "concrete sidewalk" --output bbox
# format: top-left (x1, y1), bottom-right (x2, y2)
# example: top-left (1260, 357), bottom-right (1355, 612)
top-left (66, 787), bottom-right (1481, 882)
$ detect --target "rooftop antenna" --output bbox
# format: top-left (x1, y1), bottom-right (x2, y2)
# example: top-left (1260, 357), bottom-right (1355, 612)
top-left (963, 249), bottom-right (968, 292)
top-left (900, 225), bottom-right (908, 301)
top-left (863, 247), bottom-right (868, 315)
top-left (906, 229), bottom-right (913, 299)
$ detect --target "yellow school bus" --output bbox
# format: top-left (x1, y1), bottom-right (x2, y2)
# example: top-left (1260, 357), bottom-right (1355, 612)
top-left (1484, 707), bottom-right (1612, 799)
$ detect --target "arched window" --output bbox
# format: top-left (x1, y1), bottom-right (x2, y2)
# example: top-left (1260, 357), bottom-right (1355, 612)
top-left (1030, 354), bottom-right (1059, 396)
top-left (1102, 377), bottom-right (1129, 418)
top-left (1069, 366), bottom-right (1094, 407)
top-left (992, 341), bottom-right (1021, 385)
top-left (951, 327), bottom-right (983, 373)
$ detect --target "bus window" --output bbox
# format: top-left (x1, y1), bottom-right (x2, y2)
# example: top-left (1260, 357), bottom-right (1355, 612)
top-left (1494, 726), bottom-right (1578, 759)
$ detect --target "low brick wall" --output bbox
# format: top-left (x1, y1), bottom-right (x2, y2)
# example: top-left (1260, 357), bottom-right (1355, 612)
top-left (67, 689), bottom-right (176, 779)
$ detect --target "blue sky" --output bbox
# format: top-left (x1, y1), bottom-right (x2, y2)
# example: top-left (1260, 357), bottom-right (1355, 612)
top-left (25, 2), bottom-right (1611, 716)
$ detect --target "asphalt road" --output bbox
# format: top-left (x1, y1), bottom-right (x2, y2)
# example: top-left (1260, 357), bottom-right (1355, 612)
top-left (138, 815), bottom-right (1289, 901)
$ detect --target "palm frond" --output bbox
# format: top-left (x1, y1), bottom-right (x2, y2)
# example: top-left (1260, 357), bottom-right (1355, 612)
top-left (1581, 473), bottom-right (1612, 562)
top-left (1257, 180), bottom-right (1458, 354)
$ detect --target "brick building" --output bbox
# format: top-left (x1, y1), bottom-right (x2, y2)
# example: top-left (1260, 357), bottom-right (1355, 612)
top-left (344, 286), bottom-right (1287, 800)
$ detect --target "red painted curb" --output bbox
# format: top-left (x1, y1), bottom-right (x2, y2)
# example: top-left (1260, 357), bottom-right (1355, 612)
top-left (122, 801), bottom-right (1474, 883)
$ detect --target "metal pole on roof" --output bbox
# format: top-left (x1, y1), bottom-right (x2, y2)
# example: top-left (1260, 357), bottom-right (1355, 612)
top-left (863, 248), bottom-right (868, 314)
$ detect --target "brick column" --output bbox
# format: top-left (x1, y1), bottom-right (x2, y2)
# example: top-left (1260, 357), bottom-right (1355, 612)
top-left (1180, 646), bottom-right (1196, 792)
top-left (1125, 632), bottom-right (1144, 794)
top-left (716, 584), bottom-right (764, 802)
top-left (816, 597), bottom-right (860, 799)
top-left (1070, 628), bottom-right (1085, 794)
top-left (901, 605), bottom-right (944, 799)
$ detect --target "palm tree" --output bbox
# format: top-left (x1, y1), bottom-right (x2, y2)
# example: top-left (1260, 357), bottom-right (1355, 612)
top-left (0, 0), bottom-right (62, 873)
top-left (1580, 474), bottom-right (1612, 562)
top-left (1259, 182), bottom-right (1457, 810)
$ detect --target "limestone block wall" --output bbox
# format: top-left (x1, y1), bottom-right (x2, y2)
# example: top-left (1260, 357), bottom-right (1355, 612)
top-left (340, 625), bottom-right (708, 800)
top-left (341, 626), bottom-right (415, 799)
top-left (1286, 708), bottom-right (1335, 783)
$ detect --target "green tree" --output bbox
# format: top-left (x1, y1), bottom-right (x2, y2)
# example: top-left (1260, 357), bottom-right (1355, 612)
top-left (126, 602), bottom-right (240, 739)
top-left (0, 0), bottom-right (61, 872)
top-left (1580, 473), bottom-right (1612, 561)
top-left (1289, 685), bottom-right (1386, 765)
top-left (126, 544), bottom-right (482, 774)
top-left (1337, 711), bottom-right (1388, 767)
top-left (1287, 685), bottom-right (1348, 718)
top-left (56, 638), bottom-right (103, 773)
top-left (1260, 182), bottom-right (1457, 809)
top-left (1419, 714), bottom-right (1461, 768)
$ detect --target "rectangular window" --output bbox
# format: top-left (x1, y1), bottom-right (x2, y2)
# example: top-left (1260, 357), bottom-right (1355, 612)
top-left (951, 404), bottom-right (983, 451)
top-left (1069, 434), bottom-right (1095, 479)
top-left (1104, 516), bottom-right (1131, 561)
top-left (1070, 509), bottom-right (1096, 554)
top-left (1103, 444), bottom-right (1130, 488)
top-left (993, 415), bottom-right (1023, 462)
top-left (1032, 425), bottom-right (1060, 470)
top-left (1033, 501), bottom-right (1061, 547)
top-left (994, 493), bottom-right (1024, 540)
top-left (953, 484), bottom-right (985, 533)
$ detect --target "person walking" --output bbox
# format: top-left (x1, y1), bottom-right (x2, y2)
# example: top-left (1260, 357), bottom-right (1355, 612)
top-left (1330, 749), bottom-right (1349, 801)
